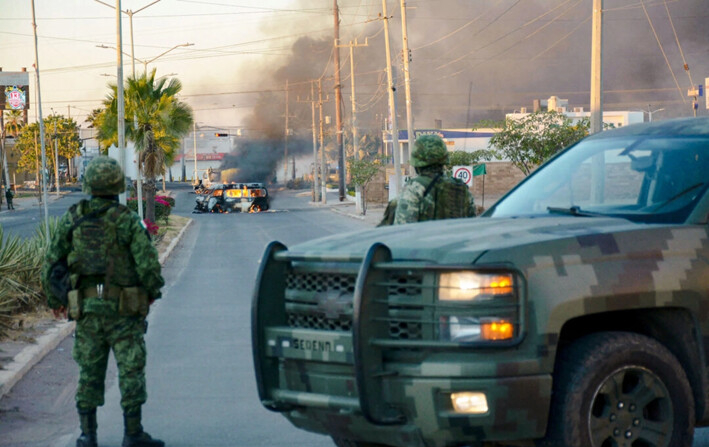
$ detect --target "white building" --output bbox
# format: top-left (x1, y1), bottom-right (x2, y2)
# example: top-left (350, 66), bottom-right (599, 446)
top-left (506, 96), bottom-right (645, 128)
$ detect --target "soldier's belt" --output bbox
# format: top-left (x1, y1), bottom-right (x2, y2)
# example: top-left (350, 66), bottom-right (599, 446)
top-left (71, 285), bottom-right (149, 318)
top-left (80, 285), bottom-right (122, 301)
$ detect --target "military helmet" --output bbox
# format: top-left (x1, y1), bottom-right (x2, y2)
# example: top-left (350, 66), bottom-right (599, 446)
top-left (82, 156), bottom-right (125, 195)
top-left (411, 135), bottom-right (449, 168)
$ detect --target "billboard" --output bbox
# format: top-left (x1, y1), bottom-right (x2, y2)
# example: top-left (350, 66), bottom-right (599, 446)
top-left (0, 72), bottom-right (30, 111)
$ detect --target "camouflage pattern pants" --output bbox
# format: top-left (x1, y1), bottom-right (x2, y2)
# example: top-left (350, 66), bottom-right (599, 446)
top-left (73, 313), bottom-right (147, 414)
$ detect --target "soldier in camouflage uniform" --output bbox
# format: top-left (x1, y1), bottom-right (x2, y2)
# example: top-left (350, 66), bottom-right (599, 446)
top-left (393, 135), bottom-right (475, 224)
top-left (42, 156), bottom-right (165, 447)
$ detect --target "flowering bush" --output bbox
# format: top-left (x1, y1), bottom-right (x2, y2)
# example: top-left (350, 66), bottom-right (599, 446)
top-left (157, 195), bottom-right (175, 208)
top-left (142, 219), bottom-right (160, 236)
top-left (128, 196), bottom-right (173, 223)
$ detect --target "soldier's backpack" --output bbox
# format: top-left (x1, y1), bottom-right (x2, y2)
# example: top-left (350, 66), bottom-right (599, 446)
top-left (67, 201), bottom-right (122, 277)
top-left (415, 174), bottom-right (471, 221)
top-left (377, 199), bottom-right (398, 227)
top-left (48, 202), bottom-right (119, 306)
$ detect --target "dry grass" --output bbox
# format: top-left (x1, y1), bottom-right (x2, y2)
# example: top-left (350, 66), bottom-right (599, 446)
top-left (0, 215), bottom-right (191, 343)
top-left (155, 215), bottom-right (190, 255)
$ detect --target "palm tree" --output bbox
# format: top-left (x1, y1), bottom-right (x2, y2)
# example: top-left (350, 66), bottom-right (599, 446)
top-left (98, 70), bottom-right (193, 222)
top-left (4, 110), bottom-right (25, 137)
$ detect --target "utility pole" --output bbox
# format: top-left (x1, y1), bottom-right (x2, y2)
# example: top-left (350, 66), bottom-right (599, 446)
top-left (400, 0), bottom-right (415, 174)
top-left (382, 0), bottom-right (402, 197)
top-left (297, 82), bottom-right (321, 202)
top-left (284, 79), bottom-right (289, 182)
top-left (116, 0), bottom-right (127, 205)
top-left (283, 79), bottom-right (295, 182)
top-left (52, 113), bottom-right (60, 195)
top-left (336, 38), bottom-right (369, 213)
top-left (318, 78), bottom-right (327, 204)
top-left (333, 0), bottom-right (347, 202)
top-left (589, 0), bottom-right (603, 135)
top-left (31, 0), bottom-right (50, 240)
top-left (193, 121), bottom-right (197, 183)
top-left (333, 0), bottom-right (345, 201)
top-left (311, 82), bottom-right (320, 201)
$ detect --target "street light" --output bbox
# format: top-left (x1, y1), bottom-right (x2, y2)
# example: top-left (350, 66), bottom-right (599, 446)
top-left (96, 43), bottom-right (191, 76)
top-left (96, 41), bottom-right (191, 219)
top-left (633, 105), bottom-right (665, 122)
top-left (49, 108), bottom-right (60, 196)
top-left (94, 0), bottom-right (162, 78)
top-left (140, 43), bottom-right (193, 74)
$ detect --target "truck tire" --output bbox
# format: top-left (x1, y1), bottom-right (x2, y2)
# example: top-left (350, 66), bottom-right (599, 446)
top-left (539, 332), bottom-right (694, 447)
top-left (332, 437), bottom-right (390, 447)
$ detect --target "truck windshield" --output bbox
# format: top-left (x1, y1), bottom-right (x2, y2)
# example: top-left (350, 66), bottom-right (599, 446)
top-left (487, 135), bottom-right (709, 223)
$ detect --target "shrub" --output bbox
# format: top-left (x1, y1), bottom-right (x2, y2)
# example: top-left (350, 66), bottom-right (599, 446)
top-left (157, 195), bottom-right (175, 208)
top-left (0, 220), bottom-right (55, 339)
top-left (286, 178), bottom-right (312, 190)
top-left (128, 197), bottom-right (173, 224)
top-left (143, 219), bottom-right (160, 236)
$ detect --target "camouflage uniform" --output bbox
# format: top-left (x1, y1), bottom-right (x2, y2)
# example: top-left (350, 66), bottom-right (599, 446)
top-left (41, 156), bottom-right (164, 447)
top-left (393, 135), bottom-right (475, 224)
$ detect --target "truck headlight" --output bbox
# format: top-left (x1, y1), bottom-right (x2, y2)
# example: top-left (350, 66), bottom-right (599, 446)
top-left (440, 316), bottom-right (514, 342)
top-left (438, 271), bottom-right (520, 343)
top-left (438, 272), bottom-right (514, 301)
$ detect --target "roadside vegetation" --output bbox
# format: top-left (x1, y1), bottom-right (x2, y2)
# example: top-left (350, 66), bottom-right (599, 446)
top-left (0, 222), bottom-right (55, 340)
top-left (0, 197), bottom-right (183, 341)
top-left (91, 69), bottom-right (193, 224)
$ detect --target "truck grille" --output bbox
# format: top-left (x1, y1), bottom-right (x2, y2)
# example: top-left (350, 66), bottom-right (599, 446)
top-left (285, 269), bottom-right (425, 340)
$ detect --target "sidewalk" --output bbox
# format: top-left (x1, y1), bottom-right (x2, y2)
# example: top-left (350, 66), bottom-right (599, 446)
top-left (302, 190), bottom-right (385, 226)
top-left (0, 215), bottom-right (193, 400)
top-left (0, 190), bottom-right (71, 214)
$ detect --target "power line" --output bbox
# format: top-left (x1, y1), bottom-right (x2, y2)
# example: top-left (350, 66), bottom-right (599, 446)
top-left (640, 0), bottom-right (686, 102)
top-left (663, 0), bottom-right (694, 87)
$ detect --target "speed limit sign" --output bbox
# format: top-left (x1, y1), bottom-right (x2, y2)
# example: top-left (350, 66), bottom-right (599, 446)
top-left (453, 166), bottom-right (473, 186)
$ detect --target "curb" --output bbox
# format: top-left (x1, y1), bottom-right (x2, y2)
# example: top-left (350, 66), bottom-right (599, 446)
top-left (0, 321), bottom-right (75, 399)
top-left (159, 218), bottom-right (193, 265)
top-left (330, 206), bottom-right (366, 221)
top-left (0, 216), bottom-right (193, 401)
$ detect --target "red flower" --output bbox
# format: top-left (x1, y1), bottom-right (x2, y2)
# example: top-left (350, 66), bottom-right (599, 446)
top-left (142, 219), bottom-right (160, 236)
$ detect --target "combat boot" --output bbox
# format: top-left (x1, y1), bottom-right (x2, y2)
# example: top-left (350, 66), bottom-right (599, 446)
top-left (76, 408), bottom-right (98, 447)
top-left (122, 410), bottom-right (165, 447)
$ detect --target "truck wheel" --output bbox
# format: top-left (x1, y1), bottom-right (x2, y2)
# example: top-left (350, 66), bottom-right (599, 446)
top-left (539, 332), bottom-right (694, 447)
top-left (332, 437), bottom-right (390, 447)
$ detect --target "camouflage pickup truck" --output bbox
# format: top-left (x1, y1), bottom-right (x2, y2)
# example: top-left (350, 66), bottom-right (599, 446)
top-left (252, 117), bottom-right (709, 447)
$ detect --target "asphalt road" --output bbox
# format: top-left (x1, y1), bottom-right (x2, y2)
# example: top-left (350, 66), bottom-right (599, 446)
top-left (0, 190), bottom-right (83, 239)
top-left (0, 184), bottom-right (368, 447)
top-left (1, 184), bottom-right (709, 446)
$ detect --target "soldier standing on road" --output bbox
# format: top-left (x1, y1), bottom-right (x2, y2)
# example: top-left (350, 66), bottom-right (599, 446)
top-left (391, 135), bottom-right (475, 225)
top-left (5, 186), bottom-right (14, 210)
top-left (41, 156), bottom-right (165, 447)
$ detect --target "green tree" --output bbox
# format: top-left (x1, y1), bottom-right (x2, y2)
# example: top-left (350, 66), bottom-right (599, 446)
top-left (84, 108), bottom-right (109, 153)
top-left (489, 111), bottom-right (589, 175)
top-left (446, 150), bottom-right (495, 172)
top-left (14, 115), bottom-right (81, 184)
top-left (98, 70), bottom-right (193, 223)
top-left (4, 110), bottom-right (25, 137)
top-left (347, 154), bottom-right (386, 215)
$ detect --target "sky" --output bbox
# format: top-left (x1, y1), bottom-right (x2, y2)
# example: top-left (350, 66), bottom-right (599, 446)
top-left (1, 0), bottom-right (707, 134)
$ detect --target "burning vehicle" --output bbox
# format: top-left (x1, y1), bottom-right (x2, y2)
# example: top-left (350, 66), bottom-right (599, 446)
top-left (194, 182), bottom-right (270, 213)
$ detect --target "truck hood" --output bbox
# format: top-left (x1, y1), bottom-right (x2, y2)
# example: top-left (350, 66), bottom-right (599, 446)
top-left (286, 216), bottom-right (659, 264)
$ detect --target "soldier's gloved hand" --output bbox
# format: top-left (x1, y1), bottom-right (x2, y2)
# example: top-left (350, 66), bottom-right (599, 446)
top-left (52, 307), bottom-right (67, 319)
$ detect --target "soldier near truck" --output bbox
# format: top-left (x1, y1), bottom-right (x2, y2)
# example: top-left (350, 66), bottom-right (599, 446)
top-left (42, 156), bottom-right (165, 447)
top-left (388, 135), bottom-right (476, 225)
top-left (253, 117), bottom-right (709, 447)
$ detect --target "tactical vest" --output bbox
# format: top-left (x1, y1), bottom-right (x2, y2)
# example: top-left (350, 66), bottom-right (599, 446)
top-left (66, 200), bottom-right (139, 288)
top-left (413, 174), bottom-right (471, 221)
